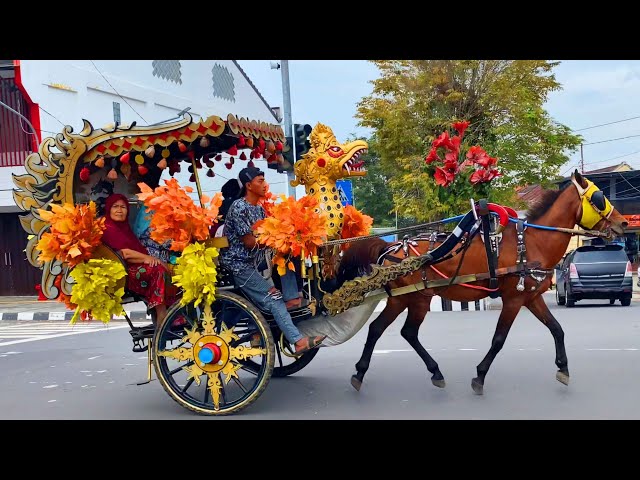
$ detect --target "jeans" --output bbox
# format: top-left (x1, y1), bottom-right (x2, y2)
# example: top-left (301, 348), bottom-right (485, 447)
top-left (233, 267), bottom-right (303, 344)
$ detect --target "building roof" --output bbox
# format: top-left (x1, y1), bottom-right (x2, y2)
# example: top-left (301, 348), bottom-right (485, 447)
top-left (516, 184), bottom-right (544, 205)
top-left (584, 161), bottom-right (633, 174)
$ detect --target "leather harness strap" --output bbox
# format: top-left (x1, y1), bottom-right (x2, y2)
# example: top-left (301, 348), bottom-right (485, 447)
top-left (387, 261), bottom-right (543, 297)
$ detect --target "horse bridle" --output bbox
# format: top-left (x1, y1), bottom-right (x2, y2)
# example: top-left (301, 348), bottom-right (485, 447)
top-left (571, 177), bottom-right (613, 230)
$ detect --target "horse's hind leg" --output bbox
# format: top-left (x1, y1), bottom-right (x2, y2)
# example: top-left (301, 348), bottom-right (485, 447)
top-left (526, 293), bottom-right (570, 386)
top-left (351, 299), bottom-right (406, 392)
top-left (402, 296), bottom-right (445, 388)
top-left (472, 299), bottom-right (522, 395)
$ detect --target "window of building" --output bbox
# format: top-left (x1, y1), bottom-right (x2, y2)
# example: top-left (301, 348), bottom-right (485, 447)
top-left (211, 63), bottom-right (235, 102)
top-left (112, 101), bottom-right (121, 123)
top-left (0, 77), bottom-right (36, 166)
top-left (152, 60), bottom-right (182, 85)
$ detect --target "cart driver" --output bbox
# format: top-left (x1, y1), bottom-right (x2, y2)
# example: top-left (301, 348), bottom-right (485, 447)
top-left (219, 167), bottom-right (325, 355)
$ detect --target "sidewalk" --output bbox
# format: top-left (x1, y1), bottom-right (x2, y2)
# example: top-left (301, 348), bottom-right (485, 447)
top-left (0, 296), bottom-right (150, 321)
top-left (486, 273), bottom-right (640, 310)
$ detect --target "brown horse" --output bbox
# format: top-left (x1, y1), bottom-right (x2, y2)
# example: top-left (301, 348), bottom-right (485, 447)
top-left (334, 171), bottom-right (628, 394)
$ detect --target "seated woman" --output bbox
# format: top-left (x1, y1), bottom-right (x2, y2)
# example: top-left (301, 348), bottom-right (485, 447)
top-left (101, 194), bottom-right (178, 324)
top-left (133, 204), bottom-right (176, 265)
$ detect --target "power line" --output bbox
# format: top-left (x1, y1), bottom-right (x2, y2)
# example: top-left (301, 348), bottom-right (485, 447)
top-left (583, 149), bottom-right (640, 168)
top-left (561, 149), bottom-right (640, 177)
top-left (0, 99), bottom-right (39, 137)
top-left (574, 114), bottom-right (640, 132)
top-left (38, 105), bottom-right (65, 127)
top-left (90, 60), bottom-right (147, 124)
top-left (583, 133), bottom-right (640, 146)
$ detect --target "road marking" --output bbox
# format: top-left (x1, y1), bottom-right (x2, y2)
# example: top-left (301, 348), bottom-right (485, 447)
top-left (586, 348), bottom-right (639, 351)
top-left (373, 349), bottom-right (414, 354)
top-left (0, 321), bottom-right (147, 347)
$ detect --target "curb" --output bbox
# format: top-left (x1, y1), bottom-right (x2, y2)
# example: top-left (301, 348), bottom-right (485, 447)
top-left (0, 311), bottom-right (152, 322)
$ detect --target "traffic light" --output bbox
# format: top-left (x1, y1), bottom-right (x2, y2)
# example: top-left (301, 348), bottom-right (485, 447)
top-left (282, 123), bottom-right (312, 164)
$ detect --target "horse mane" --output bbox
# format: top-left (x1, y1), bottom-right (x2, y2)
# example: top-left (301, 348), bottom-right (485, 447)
top-left (525, 183), bottom-right (569, 222)
top-left (337, 237), bottom-right (389, 284)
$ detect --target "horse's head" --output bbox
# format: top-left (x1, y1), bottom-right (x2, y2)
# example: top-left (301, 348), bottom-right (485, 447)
top-left (571, 170), bottom-right (627, 237)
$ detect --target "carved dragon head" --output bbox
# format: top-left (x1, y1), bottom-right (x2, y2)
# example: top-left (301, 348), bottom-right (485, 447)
top-left (290, 123), bottom-right (368, 189)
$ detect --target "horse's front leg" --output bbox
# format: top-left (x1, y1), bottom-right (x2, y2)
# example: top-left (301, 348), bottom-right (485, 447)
top-left (472, 299), bottom-right (523, 395)
top-left (526, 293), bottom-right (570, 385)
top-left (402, 296), bottom-right (445, 388)
top-left (351, 299), bottom-right (406, 391)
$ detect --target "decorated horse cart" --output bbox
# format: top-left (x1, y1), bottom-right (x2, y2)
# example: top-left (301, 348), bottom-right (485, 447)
top-left (12, 113), bottom-right (627, 415)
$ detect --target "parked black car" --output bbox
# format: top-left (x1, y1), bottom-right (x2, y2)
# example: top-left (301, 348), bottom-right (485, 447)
top-left (555, 244), bottom-right (633, 307)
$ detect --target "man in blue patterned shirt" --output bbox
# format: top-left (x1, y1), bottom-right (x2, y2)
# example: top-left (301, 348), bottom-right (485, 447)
top-left (220, 167), bottom-right (325, 355)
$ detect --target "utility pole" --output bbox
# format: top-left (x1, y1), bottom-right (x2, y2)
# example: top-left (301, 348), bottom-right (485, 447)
top-left (280, 60), bottom-right (297, 198)
top-left (580, 143), bottom-right (584, 173)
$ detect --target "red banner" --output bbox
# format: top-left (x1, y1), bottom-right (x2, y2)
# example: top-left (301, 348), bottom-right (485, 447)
top-left (623, 214), bottom-right (640, 228)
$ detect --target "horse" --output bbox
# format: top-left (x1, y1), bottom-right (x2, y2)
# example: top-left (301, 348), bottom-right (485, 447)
top-left (334, 171), bottom-right (628, 395)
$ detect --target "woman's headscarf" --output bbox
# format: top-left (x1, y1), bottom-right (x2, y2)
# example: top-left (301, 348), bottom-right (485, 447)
top-left (101, 194), bottom-right (148, 255)
top-left (219, 178), bottom-right (242, 221)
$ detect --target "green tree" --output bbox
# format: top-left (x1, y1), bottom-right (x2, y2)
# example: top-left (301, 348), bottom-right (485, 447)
top-left (351, 136), bottom-right (396, 227)
top-left (356, 60), bottom-right (582, 221)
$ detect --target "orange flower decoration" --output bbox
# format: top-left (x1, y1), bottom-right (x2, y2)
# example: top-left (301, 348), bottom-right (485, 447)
top-left (137, 178), bottom-right (223, 251)
top-left (36, 201), bottom-right (106, 268)
top-left (253, 195), bottom-right (327, 274)
top-left (258, 183), bottom-right (279, 217)
top-left (340, 205), bottom-right (373, 250)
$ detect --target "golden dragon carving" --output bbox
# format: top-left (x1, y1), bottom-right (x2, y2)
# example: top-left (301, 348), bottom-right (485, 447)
top-left (290, 123), bottom-right (368, 239)
top-left (322, 253), bottom-right (433, 315)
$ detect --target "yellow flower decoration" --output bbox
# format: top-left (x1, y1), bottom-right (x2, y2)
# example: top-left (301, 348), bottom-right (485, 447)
top-left (69, 259), bottom-right (127, 324)
top-left (172, 242), bottom-right (219, 307)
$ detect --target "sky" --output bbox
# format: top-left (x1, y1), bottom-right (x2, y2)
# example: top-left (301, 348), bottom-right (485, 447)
top-left (238, 60), bottom-right (640, 177)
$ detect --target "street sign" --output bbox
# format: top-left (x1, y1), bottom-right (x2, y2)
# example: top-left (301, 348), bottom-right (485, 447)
top-left (336, 179), bottom-right (353, 206)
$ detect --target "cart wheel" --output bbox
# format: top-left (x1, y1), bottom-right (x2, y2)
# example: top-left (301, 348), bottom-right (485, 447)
top-left (244, 331), bottom-right (320, 377)
top-left (153, 291), bottom-right (274, 416)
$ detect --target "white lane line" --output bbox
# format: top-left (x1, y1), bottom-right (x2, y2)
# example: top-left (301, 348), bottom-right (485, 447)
top-left (373, 349), bottom-right (414, 354)
top-left (586, 348), bottom-right (639, 351)
top-left (0, 324), bottom-right (135, 347)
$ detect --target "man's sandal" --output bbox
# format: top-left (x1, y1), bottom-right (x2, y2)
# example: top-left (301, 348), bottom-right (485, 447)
top-left (294, 335), bottom-right (327, 355)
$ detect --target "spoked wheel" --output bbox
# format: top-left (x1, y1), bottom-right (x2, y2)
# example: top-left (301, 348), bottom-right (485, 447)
top-left (244, 330), bottom-right (320, 377)
top-left (153, 291), bottom-right (274, 416)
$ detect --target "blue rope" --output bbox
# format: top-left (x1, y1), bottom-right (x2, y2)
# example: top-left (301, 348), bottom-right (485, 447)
top-left (507, 217), bottom-right (561, 231)
top-left (446, 211), bottom-right (564, 232)
top-left (440, 214), bottom-right (466, 224)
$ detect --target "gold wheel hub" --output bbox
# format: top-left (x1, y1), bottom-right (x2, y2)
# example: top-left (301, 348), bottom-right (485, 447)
top-left (193, 335), bottom-right (230, 373)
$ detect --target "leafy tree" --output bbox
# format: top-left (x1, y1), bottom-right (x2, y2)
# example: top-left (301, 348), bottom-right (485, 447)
top-left (351, 136), bottom-right (396, 227)
top-left (356, 60), bottom-right (582, 221)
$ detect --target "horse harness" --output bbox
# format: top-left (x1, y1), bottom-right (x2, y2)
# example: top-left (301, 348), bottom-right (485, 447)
top-left (377, 207), bottom-right (554, 298)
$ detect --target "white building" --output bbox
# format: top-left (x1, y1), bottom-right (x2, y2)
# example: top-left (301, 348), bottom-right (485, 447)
top-left (0, 59), bottom-right (293, 295)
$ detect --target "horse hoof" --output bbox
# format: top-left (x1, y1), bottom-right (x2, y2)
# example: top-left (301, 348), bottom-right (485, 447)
top-left (556, 371), bottom-right (570, 386)
top-left (471, 377), bottom-right (484, 395)
top-left (431, 378), bottom-right (446, 389)
top-left (350, 375), bottom-right (362, 392)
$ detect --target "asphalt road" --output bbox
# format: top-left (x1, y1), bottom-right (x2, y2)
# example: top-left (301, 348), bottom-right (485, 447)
top-left (1, 293), bottom-right (638, 419)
